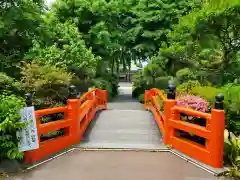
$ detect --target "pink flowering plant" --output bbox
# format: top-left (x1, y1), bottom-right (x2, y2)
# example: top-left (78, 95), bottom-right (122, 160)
top-left (176, 94), bottom-right (209, 140)
top-left (176, 93), bottom-right (208, 120)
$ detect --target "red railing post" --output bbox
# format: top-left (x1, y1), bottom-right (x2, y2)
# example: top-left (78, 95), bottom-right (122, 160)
top-left (164, 84), bottom-right (177, 144)
top-left (102, 90), bottom-right (107, 109)
top-left (95, 89), bottom-right (101, 107)
top-left (67, 86), bottom-right (81, 144)
top-left (144, 90), bottom-right (149, 108)
top-left (164, 100), bottom-right (177, 144)
top-left (209, 94), bottom-right (225, 168)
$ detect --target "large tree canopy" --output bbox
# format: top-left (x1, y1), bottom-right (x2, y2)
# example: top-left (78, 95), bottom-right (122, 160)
top-left (2, 0), bottom-right (238, 85)
top-left (152, 0), bottom-right (240, 83)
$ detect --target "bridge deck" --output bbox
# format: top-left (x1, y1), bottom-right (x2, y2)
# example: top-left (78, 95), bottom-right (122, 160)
top-left (77, 109), bottom-right (165, 149)
top-left (77, 83), bottom-right (164, 149)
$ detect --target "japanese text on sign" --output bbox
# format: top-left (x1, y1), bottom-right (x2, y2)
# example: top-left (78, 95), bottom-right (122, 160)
top-left (17, 106), bottom-right (39, 152)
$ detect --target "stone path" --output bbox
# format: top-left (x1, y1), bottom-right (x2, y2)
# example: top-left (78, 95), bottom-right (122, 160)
top-left (8, 150), bottom-right (220, 180)
top-left (107, 83), bottom-right (144, 110)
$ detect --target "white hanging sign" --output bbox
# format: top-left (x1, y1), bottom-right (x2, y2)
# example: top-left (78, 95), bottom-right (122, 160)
top-left (17, 106), bottom-right (39, 152)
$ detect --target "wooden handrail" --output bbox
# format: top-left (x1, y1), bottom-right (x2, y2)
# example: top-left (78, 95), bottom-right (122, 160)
top-left (79, 88), bottom-right (102, 103)
top-left (24, 88), bottom-right (107, 164)
top-left (172, 106), bottom-right (211, 119)
top-left (144, 87), bottom-right (225, 168)
top-left (35, 107), bottom-right (67, 116)
top-left (150, 88), bottom-right (167, 101)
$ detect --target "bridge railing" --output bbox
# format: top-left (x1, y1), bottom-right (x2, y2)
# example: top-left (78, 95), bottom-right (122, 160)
top-left (144, 88), bottom-right (167, 135)
top-left (144, 84), bottom-right (225, 168)
top-left (24, 86), bottom-right (107, 164)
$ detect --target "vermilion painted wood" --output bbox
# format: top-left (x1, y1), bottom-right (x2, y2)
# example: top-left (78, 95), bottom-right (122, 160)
top-left (145, 90), bottom-right (166, 136)
top-left (24, 86), bottom-right (224, 168)
top-left (146, 105), bottom-right (165, 135)
top-left (144, 88), bottom-right (225, 168)
top-left (169, 120), bottom-right (211, 139)
top-left (24, 89), bottom-right (107, 164)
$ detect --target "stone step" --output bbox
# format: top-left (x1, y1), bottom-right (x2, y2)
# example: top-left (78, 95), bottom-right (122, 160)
top-left (76, 142), bottom-right (166, 150)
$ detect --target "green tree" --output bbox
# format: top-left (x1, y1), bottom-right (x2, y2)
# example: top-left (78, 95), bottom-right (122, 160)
top-left (127, 0), bottom-right (201, 56)
top-left (155, 0), bottom-right (240, 84)
top-left (25, 20), bottom-right (99, 78)
top-left (0, 0), bottom-right (45, 77)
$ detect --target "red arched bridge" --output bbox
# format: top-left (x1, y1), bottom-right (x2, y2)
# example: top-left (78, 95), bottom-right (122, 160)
top-left (18, 83), bottom-right (225, 180)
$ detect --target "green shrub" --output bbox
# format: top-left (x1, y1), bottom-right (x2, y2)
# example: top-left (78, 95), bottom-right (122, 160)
top-left (224, 130), bottom-right (240, 177)
top-left (190, 85), bottom-right (222, 105)
top-left (177, 80), bottom-right (201, 94)
top-left (0, 73), bottom-right (21, 94)
top-left (137, 94), bottom-right (144, 104)
top-left (195, 71), bottom-right (222, 85)
top-left (132, 71), bottom-right (146, 88)
top-left (176, 68), bottom-right (196, 83)
top-left (0, 93), bottom-right (25, 161)
top-left (93, 78), bottom-right (113, 101)
top-left (223, 85), bottom-right (240, 136)
top-left (101, 73), bottom-right (119, 97)
top-left (71, 77), bottom-right (91, 94)
top-left (155, 76), bottom-right (172, 90)
top-left (132, 71), bottom-right (149, 98)
top-left (20, 61), bottom-right (73, 109)
top-left (132, 87), bottom-right (145, 98)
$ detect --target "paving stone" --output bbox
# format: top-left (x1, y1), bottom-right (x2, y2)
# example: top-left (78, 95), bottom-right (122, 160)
top-left (8, 151), bottom-right (220, 180)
